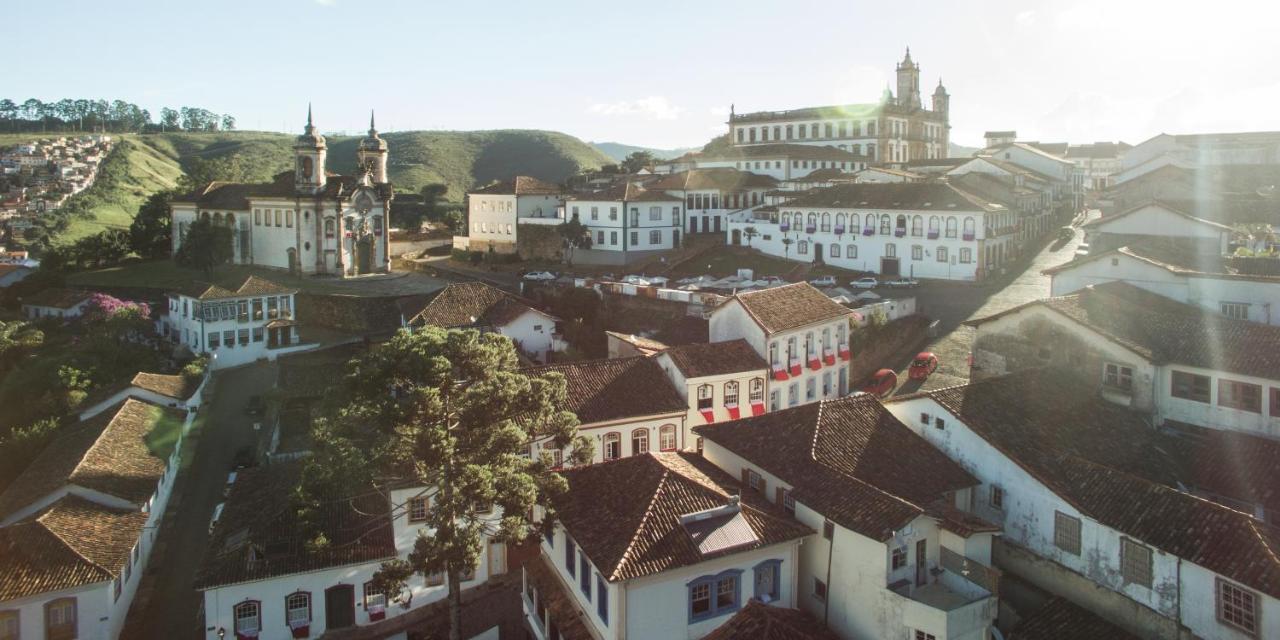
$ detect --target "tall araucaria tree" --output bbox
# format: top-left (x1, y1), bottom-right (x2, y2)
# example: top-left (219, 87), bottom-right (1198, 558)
top-left (296, 327), bottom-right (591, 640)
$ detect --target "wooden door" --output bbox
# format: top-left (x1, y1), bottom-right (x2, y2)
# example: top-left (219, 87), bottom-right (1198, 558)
top-left (915, 539), bottom-right (928, 586)
top-left (325, 584), bottom-right (355, 629)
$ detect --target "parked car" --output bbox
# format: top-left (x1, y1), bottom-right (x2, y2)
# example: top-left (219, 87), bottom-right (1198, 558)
top-left (224, 471), bottom-right (238, 498)
top-left (851, 277), bottom-right (879, 289)
top-left (647, 275), bottom-right (670, 286)
top-left (809, 275), bottom-right (837, 287)
top-left (245, 395), bottom-right (265, 416)
top-left (909, 352), bottom-right (940, 380)
top-left (862, 369), bottom-right (898, 398)
top-left (208, 502), bottom-right (225, 534)
top-left (886, 278), bottom-right (919, 288)
top-left (759, 276), bottom-right (787, 286)
top-left (522, 271), bottom-right (557, 281)
top-left (622, 275), bottom-right (652, 286)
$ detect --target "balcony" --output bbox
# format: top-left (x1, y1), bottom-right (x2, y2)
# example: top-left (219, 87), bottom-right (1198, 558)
top-left (834, 225), bottom-right (845, 235)
top-left (894, 228), bottom-right (906, 237)
top-left (886, 552), bottom-right (997, 640)
top-left (927, 231), bottom-right (939, 239)
top-left (780, 222), bottom-right (790, 232)
top-left (962, 232), bottom-right (975, 241)
top-left (862, 228), bottom-right (874, 236)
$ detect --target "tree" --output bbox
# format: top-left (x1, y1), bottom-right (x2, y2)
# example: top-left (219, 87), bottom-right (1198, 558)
top-left (620, 150), bottom-right (655, 173)
top-left (557, 216), bottom-right (591, 265)
top-left (743, 226), bottom-right (759, 248)
top-left (781, 236), bottom-right (794, 261)
top-left (160, 108), bottom-right (180, 131)
top-left (129, 190), bottom-right (174, 259)
top-left (299, 328), bottom-right (590, 640)
top-left (221, 114), bottom-right (236, 131)
top-left (174, 217), bottom-right (233, 275)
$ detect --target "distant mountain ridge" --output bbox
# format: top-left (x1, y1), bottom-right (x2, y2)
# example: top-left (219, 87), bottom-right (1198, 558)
top-left (590, 141), bottom-right (699, 162)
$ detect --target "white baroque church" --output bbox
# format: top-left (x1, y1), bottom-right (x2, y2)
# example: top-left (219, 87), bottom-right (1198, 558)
top-left (171, 107), bottom-right (393, 276)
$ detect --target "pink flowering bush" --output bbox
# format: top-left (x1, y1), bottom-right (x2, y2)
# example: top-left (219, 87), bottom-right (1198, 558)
top-left (82, 293), bottom-right (151, 320)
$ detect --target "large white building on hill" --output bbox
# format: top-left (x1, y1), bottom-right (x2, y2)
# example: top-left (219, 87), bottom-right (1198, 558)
top-left (171, 108), bottom-right (392, 277)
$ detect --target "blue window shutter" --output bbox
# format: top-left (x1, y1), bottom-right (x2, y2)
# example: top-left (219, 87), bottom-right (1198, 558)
top-left (579, 553), bottom-right (591, 599)
top-left (596, 573), bottom-right (608, 624)
top-left (565, 538), bottom-right (575, 577)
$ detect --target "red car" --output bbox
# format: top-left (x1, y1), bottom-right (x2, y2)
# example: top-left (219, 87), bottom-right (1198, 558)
top-left (909, 352), bottom-right (939, 380)
top-left (862, 369), bottom-right (898, 398)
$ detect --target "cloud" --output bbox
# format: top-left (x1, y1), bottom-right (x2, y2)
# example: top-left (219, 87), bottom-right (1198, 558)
top-left (314, 0), bottom-right (336, 6)
top-left (588, 96), bottom-right (683, 120)
top-left (1014, 10), bottom-right (1036, 27)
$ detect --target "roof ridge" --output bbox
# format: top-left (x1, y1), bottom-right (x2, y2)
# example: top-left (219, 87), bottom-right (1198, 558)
top-left (36, 503), bottom-right (115, 578)
top-left (1248, 519), bottom-right (1280, 573)
top-left (609, 463), bottom-right (672, 582)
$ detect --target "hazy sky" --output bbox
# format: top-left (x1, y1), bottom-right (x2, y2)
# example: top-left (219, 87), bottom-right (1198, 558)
top-left (12, 0), bottom-right (1280, 149)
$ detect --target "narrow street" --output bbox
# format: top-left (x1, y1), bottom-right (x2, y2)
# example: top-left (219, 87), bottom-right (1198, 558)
top-left (123, 362), bottom-right (279, 639)
top-left (890, 214), bottom-right (1093, 394)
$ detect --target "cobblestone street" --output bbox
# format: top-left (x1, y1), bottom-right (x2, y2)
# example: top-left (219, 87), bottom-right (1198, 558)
top-left (889, 213), bottom-right (1093, 394)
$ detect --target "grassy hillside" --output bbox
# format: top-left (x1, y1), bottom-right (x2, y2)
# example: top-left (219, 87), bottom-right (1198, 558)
top-left (3, 129), bottom-right (612, 247)
top-left (590, 141), bottom-right (698, 162)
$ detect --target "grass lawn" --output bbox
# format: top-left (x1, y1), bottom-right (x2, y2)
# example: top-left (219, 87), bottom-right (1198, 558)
top-left (144, 404), bottom-right (186, 460)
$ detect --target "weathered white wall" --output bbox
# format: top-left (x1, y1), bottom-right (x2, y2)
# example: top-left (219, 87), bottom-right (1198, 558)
top-left (1156, 364), bottom-right (1280, 439)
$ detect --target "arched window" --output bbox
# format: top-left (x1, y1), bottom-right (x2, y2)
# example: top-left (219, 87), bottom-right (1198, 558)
top-left (45, 598), bottom-right (77, 638)
top-left (724, 381), bottom-right (740, 407)
top-left (806, 212), bottom-right (817, 230)
top-left (793, 212), bottom-right (803, 228)
top-left (225, 213), bottom-right (236, 227)
top-left (285, 592), bottom-right (311, 628)
top-left (659, 424), bottom-right (677, 452)
top-left (234, 601), bottom-right (261, 637)
top-left (912, 215), bottom-right (923, 236)
top-left (603, 433), bottom-right (621, 461)
top-left (786, 337), bottom-right (797, 362)
top-left (879, 215), bottom-right (890, 235)
top-left (830, 244), bottom-right (840, 258)
top-left (631, 429), bottom-right (649, 456)
top-left (896, 215), bottom-right (907, 233)
top-left (945, 217), bottom-right (958, 238)
top-left (836, 213), bottom-right (847, 230)
top-left (822, 327), bottom-right (831, 350)
top-left (200, 211), bottom-right (210, 222)
top-left (928, 216), bottom-right (940, 237)
top-left (798, 240), bottom-right (808, 255)
top-left (213, 212), bottom-right (225, 226)
top-left (768, 341), bottom-right (778, 366)
top-left (805, 332), bottom-right (815, 357)
top-left (697, 384), bottom-right (714, 410)
top-left (851, 213), bottom-right (860, 231)
top-left (821, 212), bottom-right (831, 232)
top-left (847, 244), bottom-right (857, 259)
top-left (963, 217), bottom-right (976, 237)
top-left (749, 378), bottom-right (764, 404)
top-left (324, 218), bottom-right (335, 238)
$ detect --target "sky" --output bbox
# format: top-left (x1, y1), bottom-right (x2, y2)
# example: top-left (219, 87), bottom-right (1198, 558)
top-left (11, 0), bottom-right (1280, 150)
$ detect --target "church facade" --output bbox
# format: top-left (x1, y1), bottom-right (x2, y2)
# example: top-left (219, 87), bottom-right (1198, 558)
top-left (726, 50), bottom-right (950, 164)
top-left (171, 108), bottom-right (393, 277)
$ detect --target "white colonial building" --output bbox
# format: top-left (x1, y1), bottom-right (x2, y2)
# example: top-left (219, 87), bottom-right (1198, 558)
top-left (653, 340), bottom-right (769, 448)
top-left (0, 399), bottom-right (187, 640)
top-left (524, 452), bottom-right (812, 640)
top-left (172, 109), bottom-right (392, 276)
top-left (160, 276), bottom-right (309, 370)
top-left (21, 287), bottom-right (94, 320)
top-left (1078, 201), bottom-right (1232, 254)
top-left (398, 282), bottom-right (562, 362)
top-left (887, 369), bottom-right (1280, 640)
top-left (564, 182), bottom-right (684, 253)
top-left (1116, 131), bottom-right (1280, 185)
top-left (726, 183), bottom-right (1008, 281)
top-left (457, 176), bottom-right (564, 254)
top-left (709, 283), bottom-right (855, 406)
top-left (695, 394), bottom-right (1000, 640)
top-left (644, 168), bottom-right (775, 236)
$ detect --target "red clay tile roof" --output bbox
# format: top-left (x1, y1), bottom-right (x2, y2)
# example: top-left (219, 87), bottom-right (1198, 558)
top-left (728, 283), bottom-right (855, 335)
top-left (1162, 422), bottom-right (1280, 519)
top-left (1008, 597), bottom-right (1140, 640)
top-left (174, 171), bottom-right (394, 209)
top-left (646, 168), bottom-right (779, 192)
top-left (523, 357), bottom-right (686, 425)
top-left (471, 176), bottom-right (562, 196)
top-left (604, 331), bottom-right (669, 356)
top-left (20, 287), bottom-right (94, 309)
top-left (567, 181), bottom-right (682, 202)
top-left (695, 394), bottom-right (978, 540)
top-left (924, 370), bottom-right (1280, 598)
top-left (978, 281), bottom-right (1280, 380)
top-left (779, 181), bottom-right (1006, 212)
top-left (0, 495), bottom-right (148, 601)
top-left (197, 461), bottom-right (396, 589)
top-left (661, 339), bottom-right (768, 378)
top-left (399, 282), bottom-right (552, 329)
top-left (130, 371), bottom-right (200, 400)
top-left (0, 399), bottom-right (177, 519)
top-left (556, 452), bottom-right (812, 582)
top-left (172, 275), bottom-right (296, 300)
top-left (702, 601), bottom-right (841, 640)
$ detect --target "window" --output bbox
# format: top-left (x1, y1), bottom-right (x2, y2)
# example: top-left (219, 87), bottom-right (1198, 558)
top-left (937, 246), bottom-right (949, 262)
top-left (1217, 579), bottom-right (1258, 635)
top-left (286, 210), bottom-right (294, 227)
top-left (806, 378), bottom-right (816, 401)
top-left (1103, 363), bottom-right (1134, 392)
top-left (749, 378), bottom-right (764, 404)
top-left (1053, 511), bottom-right (1082, 555)
top-left (209, 332), bottom-right (221, 350)
top-left (959, 247), bottom-right (972, 264)
top-left (252, 327), bottom-right (264, 343)
top-left (697, 384), bottom-right (713, 410)
top-left (610, 231), bottom-right (617, 246)
top-left (753, 560), bottom-right (781, 602)
top-left (603, 433), bottom-right (621, 461)
top-left (631, 429), bottom-right (648, 456)
top-left (1171, 370), bottom-right (1211, 403)
top-left (1221, 302), bottom-right (1250, 320)
top-left (363, 581), bottom-right (387, 610)
top-left (659, 424), bottom-right (677, 452)
top-left (812, 577), bottom-right (827, 602)
top-left (565, 536), bottom-right (576, 576)
top-left (650, 230), bottom-right (661, 245)
top-left (822, 520), bottom-right (834, 540)
top-left (885, 243), bottom-right (896, 258)
top-left (782, 491), bottom-right (795, 515)
top-left (286, 592), bottom-right (311, 627)
top-left (945, 217), bottom-right (957, 238)
top-left (788, 383), bottom-right (798, 406)
top-left (688, 571), bottom-right (741, 622)
top-left (879, 215), bottom-right (890, 235)
top-left (847, 244), bottom-right (857, 259)
top-left (579, 552), bottom-right (591, 599)
top-left (1120, 538), bottom-right (1153, 588)
top-left (934, 417), bottom-right (946, 430)
top-left (274, 209), bottom-right (282, 227)
top-left (914, 632), bottom-right (937, 640)
top-left (649, 206), bottom-right (662, 221)
top-left (0, 611), bottom-right (16, 640)
top-left (1219, 379), bottom-right (1262, 413)
top-left (798, 240), bottom-right (808, 255)
top-left (233, 601), bottom-right (260, 635)
top-left (408, 496), bottom-right (429, 522)
top-left (724, 381), bottom-right (739, 407)
top-left (590, 206), bottom-right (599, 221)
top-left (630, 231), bottom-right (638, 246)
top-left (238, 328), bottom-right (250, 345)
top-left (1272, 388), bottom-right (1280, 417)
top-left (596, 573), bottom-right (609, 623)
top-left (891, 547), bottom-right (908, 570)
top-left (912, 245), bottom-right (923, 260)
top-left (609, 207), bottom-right (618, 221)
top-left (746, 469), bottom-right (762, 492)
top-left (990, 485), bottom-right (1004, 510)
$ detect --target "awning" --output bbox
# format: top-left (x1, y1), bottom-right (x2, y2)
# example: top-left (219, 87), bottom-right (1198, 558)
top-left (726, 404), bottom-right (740, 420)
top-left (700, 409), bottom-right (715, 424)
top-left (750, 402), bottom-right (766, 417)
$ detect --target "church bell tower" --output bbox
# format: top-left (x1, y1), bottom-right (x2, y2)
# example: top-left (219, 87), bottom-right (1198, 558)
top-left (294, 104), bottom-right (327, 195)
top-left (357, 110), bottom-right (389, 184)
top-left (896, 48), bottom-right (922, 110)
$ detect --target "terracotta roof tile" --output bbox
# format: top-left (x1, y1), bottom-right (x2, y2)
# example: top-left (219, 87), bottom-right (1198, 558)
top-left (130, 371), bottom-right (200, 400)
top-left (727, 283), bottom-right (854, 335)
top-left (172, 275), bottom-right (296, 300)
top-left (21, 287), bottom-right (94, 309)
top-left (174, 171), bottom-right (394, 209)
top-left (702, 601), bottom-right (841, 640)
top-left (646, 168), bottom-right (779, 192)
top-left (779, 182), bottom-right (1006, 212)
top-left (662, 339), bottom-right (768, 378)
top-left (0, 495), bottom-right (147, 601)
top-left (523, 556), bottom-right (596, 640)
top-left (399, 282), bottom-right (552, 329)
top-left (522, 357), bottom-right (685, 424)
top-left (556, 453), bottom-right (812, 582)
top-left (197, 461), bottom-right (396, 589)
top-left (567, 181), bottom-right (682, 202)
top-left (695, 395), bottom-right (977, 540)
top-left (471, 176), bottom-right (562, 196)
top-left (1008, 597), bottom-right (1140, 640)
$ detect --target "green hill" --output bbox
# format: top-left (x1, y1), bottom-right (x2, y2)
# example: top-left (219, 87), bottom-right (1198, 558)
top-left (590, 141), bottom-right (698, 162)
top-left (7, 129), bottom-right (612, 247)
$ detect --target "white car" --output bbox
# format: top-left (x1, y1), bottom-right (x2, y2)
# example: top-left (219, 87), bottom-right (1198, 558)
top-left (809, 275), bottom-right (837, 287)
top-left (886, 278), bottom-right (919, 288)
top-left (622, 275), bottom-right (652, 286)
top-left (522, 271), bottom-right (556, 281)
top-left (646, 275), bottom-right (670, 286)
top-left (851, 277), bottom-right (879, 289)
top-left (224, 471), bottom-right (238, 497)
top-left (209, 502), bottom-right (225, 534)
top-left (759, 276), bottom-right (787, 286)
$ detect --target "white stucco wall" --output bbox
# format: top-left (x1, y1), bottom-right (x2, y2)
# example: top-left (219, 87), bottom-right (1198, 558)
top-left (1156, 364), bottom-right (1280, 439)
top-left (496, 309), bottom-right (560, 363)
